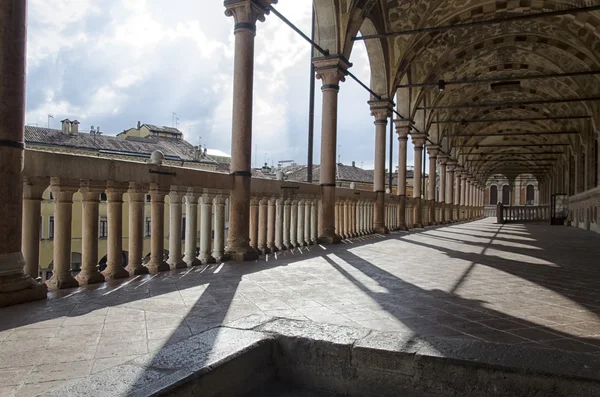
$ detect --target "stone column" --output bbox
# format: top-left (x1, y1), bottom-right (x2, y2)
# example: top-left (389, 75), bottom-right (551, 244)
top-left (127, 183), bottom-right (150, 274)
top-left (296, 199), bottom-right (305, 246)
top-left (212, 194), bottom-right (228, 262)
top-left (224, 1), bottom-right (268, 262)
top-left (343, 200), bottom-right (350, 239)
top-left (446, 161), bottom-right (456, 222)
top-left (258, 197), bottom-right (269, 253)
top-left (314, 56), bottom-right (350, 244)
top-left (438, 155), bottom-right (448, 223)
top-left (461, 175), bottom-right (467, 213)
top-left (183, 190), bottom-right (201, 267)
top-left (304, 199), bottom-right (311, 246)
top-left (370, 100), bottom-right (392, 234)
top-left (290, 199), bottom-right (298, 247)
top-left (283, 198), bottom-right (291, 249)
top-left (248, 197), bottom-right (259, 252)
top-left (22, 178), bottom-right (47, 279)
top-left (394, 120), bottom-right (411, 230)
top-left (103, 182), bottom-right (130, 280)
top-left (167, 187), bottom-right (186, 269)
top-left (200, 193), bottom-right (216, 264)
top-left (411, 133), bottom-right (427, 228)
top-left (426, 145), bottom-right (439, 225)
top-left (0, 0), bottom-right (47, 306)
top-left (310, 200), bottom-right (318, 244)
top-left (76, 182), bottom-right (105, 285)
top-left (147, 185), bottom-right (169, 274)
top-left (275, 197), bottom-right (284, 250)
top-left (454, 167), bottom-right (462, 221)
top-left (335, 200), bottom-right (341, 236)
top-left (46, 180), bottom-right (79, 289)
top-left (267, 197), bottom-right (277, 252)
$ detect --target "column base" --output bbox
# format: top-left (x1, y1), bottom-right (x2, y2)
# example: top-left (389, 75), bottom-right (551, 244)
top-left (0, 273), bottom-right (47, 308)
top-left (200, 256), bottom-right (216, 265)
top-left (412, 223), bottom-right (424, 229)
top-left (374, 226), bottom-right (389, 235)
top-left (259, 246), bottom-right (272, 254)
top-left (146, 261), bottom-right (170, 274)
top-left (183, 257), bottom-right (202, 267)
top-left (46, 273), bottom-right (79, 290)
top-left (167, 259), bottom-right (187, 270)
top-left (318, 234), bottom-right (342, 245)
top-left (75, 271), bottom-right (105, 285)
top-left (214, 253), bottom-right (230, 263)
top-left (226, 246), bottom-right (259, 262)
top-left (125, 264), bottom-right (150, 275)
top-left (397, 223), bottom-right (409, 231)
top-left (102, 265), bottom-right (130, 280)
top-left (267, 245), bottom-right (278, 253)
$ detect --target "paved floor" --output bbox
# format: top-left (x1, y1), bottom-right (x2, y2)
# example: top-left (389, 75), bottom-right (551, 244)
top-left (1, 218), bottom-right (600, 396)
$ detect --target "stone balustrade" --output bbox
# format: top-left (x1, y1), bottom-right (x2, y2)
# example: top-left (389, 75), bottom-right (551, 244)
top-left (569, 186), bottom-right (600, 233)
top-left (500, 205), bottom-right (550, 223)
top-left (21, 150), bottom-right (486, 289)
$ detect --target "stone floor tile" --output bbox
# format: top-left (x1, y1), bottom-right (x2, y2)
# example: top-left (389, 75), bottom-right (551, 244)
top-left (25, 360), bottom-right (94, 384)
top-left (91, 355), bottom-right (142, 374)
top-left (0, 386), bottom-right (16, 397)
top-left (14, 380), bottom-right (66, 397)
top-left (0, 367), bottom-right (32, 387)
top-left (5, 328), bottom-right (57, 342)
top-left (94, 341), bottom-right (148, 359)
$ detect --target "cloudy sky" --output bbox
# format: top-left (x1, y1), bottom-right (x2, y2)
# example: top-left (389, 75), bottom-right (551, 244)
top-left (26, 0), bottom-right (415, 171)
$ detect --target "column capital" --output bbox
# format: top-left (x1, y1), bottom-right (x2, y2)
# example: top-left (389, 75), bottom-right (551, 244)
top-left (224, 0), bottom-right (273, 31)
top-left (313, 55), bottom-right (351, 88)
top-left (128, 182), bottom-right (148, 202)
top-left (437, 153), bottom-right (449, 165)
top-left (50, 178), bottom-right (79, 200)
top-left (447, 160), bottom-right (457, 172)
top-left (394, 119), bottom-right (412, 139)
top-left (410, 133), bottom-right (427, 148)
top-left (454, 166), bottom-right (464, 176)
top-left (168, 186), bottom-right (188, 204)
top-left (149, 183), bottom-right (169, 200)
top-left (106, 181), bottom-right (129, 202)
top-left (213, 195), bottom-right (227, 205)
top-left (23, 177), bottom-right (49, 200)
top-left (79, 181), bottom-right (106, 202)
top-left (426, 144), bottom-right (441, 157)
top-left (368, 99), bottom-right (393, 122)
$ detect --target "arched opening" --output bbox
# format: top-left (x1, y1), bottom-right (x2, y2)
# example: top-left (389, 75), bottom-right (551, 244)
top-left (526, 185), bottom-right (535, 205)
top-left (502, 185), bottom-right (510, 205)
top-left (490, 185), bottom-right (498, 205)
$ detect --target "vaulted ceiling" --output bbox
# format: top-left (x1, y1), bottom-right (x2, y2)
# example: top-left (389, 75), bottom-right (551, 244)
top-left (313, 0), bottom-right (600, 183)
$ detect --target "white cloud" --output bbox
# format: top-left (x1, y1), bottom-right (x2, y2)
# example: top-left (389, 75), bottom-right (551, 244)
top-left (25, 0), bottom-right (409, 172)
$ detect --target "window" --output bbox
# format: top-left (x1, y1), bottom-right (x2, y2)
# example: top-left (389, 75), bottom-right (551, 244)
top-left (146, 194), bottom-right (151, 203)
top-left (100, 193), bottom-right (107, 201)
top-left (181, 217), bottom-right (186, 240)
top-left (145, 217), bottom-right (151, 237)
top-left (49, 192), bottom-right (54, 200)
top-left (40, 216), bottom-right (43, 240)
top-left (48, 216), bottom-right (54, 240)
top-left (502, 185), bottom-right (510, 205)
top-left (99, 216), bottom-right (108, 238)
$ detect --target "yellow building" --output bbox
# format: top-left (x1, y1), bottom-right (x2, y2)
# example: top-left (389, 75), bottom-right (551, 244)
top-left (26, 120), bottom-right (229, 280)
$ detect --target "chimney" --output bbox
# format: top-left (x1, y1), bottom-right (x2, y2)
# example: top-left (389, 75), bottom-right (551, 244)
top-left (137, 121), bottom-right (141, 129)
top-left (70, 120), bottom-right (80, 135)
top-left (352, 161), bottom-right (356, 167)
top-left (60, 119), bottom-right (71, 134)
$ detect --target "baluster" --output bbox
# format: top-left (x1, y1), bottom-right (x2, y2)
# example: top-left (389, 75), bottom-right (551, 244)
top-left (183, 189), bottom-right (201, 267)
top-left (126, 183), bottom-right (151, 274)
top-left (258, 197), bottom-right (269, 253)
top-left (290, 199), bottom-right (298, 247)
top-left (200, 193), bottom-right (216, 264)
top-left (304, 199), bottom-right (311, 246)
top-left (275, 197), bottom-right (285, 251)
top-left (283, 198), bottom-right (291, 249)
top-left (147, 184), bottom-right (169, 274)
top-left (296, 199), bottom-right (305, 247)
top-left (22, 177), bottom-right (48, 280)
top-left (77, 181), bottom-right (105, 284)
top-left (249, 197), bottom-right (259, 252)
top-left (167, 187), bottom-right (187, 270)
top-left (311, 199), bottom-right (318, 244)
top-left (267, 197), bottom-right (277, 252)
top-left (212, 194), bottom-right (228, 262)
top-left (46, 178), bottom-right (79, 289)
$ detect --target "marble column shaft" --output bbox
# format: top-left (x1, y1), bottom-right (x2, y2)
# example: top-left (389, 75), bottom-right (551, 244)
top-left (127, 184), bottom-right (150, 274)
top-left (147, 186), bottom-right (169, 274)
top-left (200, 194), bottom-right (216, 264)
top-left (212, 195), bottom-right (227, 262)
top-left (77, 183), bottom-right (105, 285)
top-left (167, 188), bottom-right (186, 269)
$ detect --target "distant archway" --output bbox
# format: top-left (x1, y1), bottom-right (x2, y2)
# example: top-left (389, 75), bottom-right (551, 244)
top-left (502, 185), bottom-right (510, 205)
top-left (490, 185), bottom-right (498, 205)
top-left (526, 185), bottom-right (535, 205)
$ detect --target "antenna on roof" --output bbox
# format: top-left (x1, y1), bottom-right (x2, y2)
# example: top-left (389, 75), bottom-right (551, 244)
top-left (172, 112), bottom-right (177, 127)
top-left (47, 114), bottom-right (54, 128)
